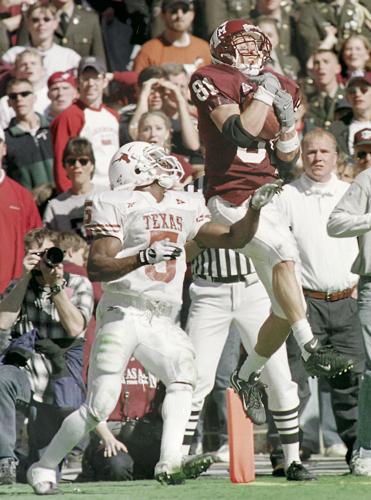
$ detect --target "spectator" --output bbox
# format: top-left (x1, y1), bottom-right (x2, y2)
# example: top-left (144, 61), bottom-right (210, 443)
top-left (0, 227), bottom-right (93, 485)
top-left (133, 0), bottom-right (211, 76)
top-left (275, 128), bottom-right (365, 466)
top-left (2, 1), bottom-right (81, 77)
top-left (0, 49), bottom-right (50, 130)
top-left (77, 358), bottom-right (161, 482)
top-left (43, 137), bottom-right (102, 238)
top-left (250, 0), bottom-right (299, 63)
top-left (328, 150), bottom-right (371, 476)
top-left (129, 68), bottom-right (200, 156)
top-left (16, 0), bottom-right (106, 64)
top-left (297, 0), bottom-right (371, 70)
top-left (329, 73), bottom-right (371, 157)
top-left (4, 78), bottom-right (54, 192)
top-left (353, 128), bottom-right (371, 175)
top-left (198, 0), bottom-right (253, 40)
top-left (339, 35), bottom-right (371, 83)
top-left (256, 17), bottom-right (300, 81)
top-left (45, 70), bottom-right (78, 122)
top-left (306, 50), bottom-right (345, 129)
top-left (88, 0), bottom-right (150, 71)
top-left (136, 110), bottom-right (195, 182)
top-left (0, 125), bottom-right (42, 294)
top-left (51, 56), bottom-right (119, 192)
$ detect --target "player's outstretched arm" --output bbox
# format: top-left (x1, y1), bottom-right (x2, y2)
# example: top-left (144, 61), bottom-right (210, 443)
top-left (194, 181), bottom-right (282, 249)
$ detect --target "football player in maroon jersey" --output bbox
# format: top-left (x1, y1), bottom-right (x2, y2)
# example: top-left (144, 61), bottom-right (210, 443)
top-left (189, 20), bottom-right (353, 427)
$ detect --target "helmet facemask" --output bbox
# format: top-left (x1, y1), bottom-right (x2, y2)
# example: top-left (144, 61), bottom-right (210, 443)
top-left (210, 21), bottom-right (272, 77)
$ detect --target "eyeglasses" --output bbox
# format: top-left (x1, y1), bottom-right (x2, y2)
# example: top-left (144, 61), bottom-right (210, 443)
top-left (8, 90), bottom-right (33, 100)
top-left (65, 157), bottom-right (92, 167)
top-left (166, 5), bottom-right (191, 14)
top-left (31, 16), bottom-right (53, 24)
top-left (346, 85), bottom-right (370, 95)
top-left (356, 151), bottom-right (371, 160)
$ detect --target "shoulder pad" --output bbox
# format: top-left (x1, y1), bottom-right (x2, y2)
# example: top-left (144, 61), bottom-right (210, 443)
top-left (192, 64), bottom-right (250, 102)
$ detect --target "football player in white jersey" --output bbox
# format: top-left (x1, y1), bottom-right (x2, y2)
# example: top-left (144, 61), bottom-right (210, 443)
top-left (27, 141), bottom-right (282, 494)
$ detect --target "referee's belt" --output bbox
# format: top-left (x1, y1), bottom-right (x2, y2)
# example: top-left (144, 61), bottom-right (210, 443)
top-left (197, 274), bottom-right (251, 284)
top-left (302, 287), bottom-right (354, 302)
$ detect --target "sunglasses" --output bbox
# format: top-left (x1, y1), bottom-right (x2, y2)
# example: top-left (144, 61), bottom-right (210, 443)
top-left (65, 157), bottom-right (91, 167)
top-left (166, 5), bottom-right (191, 14)
top-left (356, 151), bottom-right (371, 160)
top-left (347, 85), bottom-right (370, 95)
top-left (31, 16), bottom-right (53, 24)
top-left (8, 90), bottom-right (33, 100)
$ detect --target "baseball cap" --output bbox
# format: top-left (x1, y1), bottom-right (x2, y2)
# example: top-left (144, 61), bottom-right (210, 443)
top-left (346, 72), bottom-right (371, 90)
top-left (77, 57), bottom-right (106, 77)
top-left (47, 70), bottom-right (77, 89)
top-left (354, 128), bottom-right (371, 147)
top-left (162, 0), bottom-right (194, 12)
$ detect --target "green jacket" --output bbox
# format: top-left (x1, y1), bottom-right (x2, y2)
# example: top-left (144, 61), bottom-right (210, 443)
top-left (4, 114), bottom-right (54, 191)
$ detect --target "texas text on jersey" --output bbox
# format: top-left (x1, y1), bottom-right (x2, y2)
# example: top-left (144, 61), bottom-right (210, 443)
top-left (189, 64), bottom-right (300, 206)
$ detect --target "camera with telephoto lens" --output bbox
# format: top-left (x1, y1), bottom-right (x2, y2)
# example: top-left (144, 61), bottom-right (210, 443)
top-left (38, 247), bottom-right (65, 268)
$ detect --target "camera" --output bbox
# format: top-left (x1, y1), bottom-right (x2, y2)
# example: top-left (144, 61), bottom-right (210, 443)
top-left (37, 247), bottom-right (65, 268)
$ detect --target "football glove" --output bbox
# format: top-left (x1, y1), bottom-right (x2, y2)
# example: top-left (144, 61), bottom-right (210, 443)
top-left (139, 239), bottom-right (182, 265)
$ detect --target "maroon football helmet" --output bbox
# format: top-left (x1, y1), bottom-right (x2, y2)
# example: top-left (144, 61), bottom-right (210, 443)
top-left (210, 19), bottom-right (272, 76)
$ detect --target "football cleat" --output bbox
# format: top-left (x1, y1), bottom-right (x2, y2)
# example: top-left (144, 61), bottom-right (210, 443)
top-left (230, 370), bottom-right (267, 425)
top-left (182, 453), bottom-right (216, 479)
top-left (303, 341), bottom-right (353, 378)
top-left (154, 461), bottom-right (185, 485)
top-left (286, 461), bottom-right (317, 481)
top-left (249, 180), bottom-right (283, 210)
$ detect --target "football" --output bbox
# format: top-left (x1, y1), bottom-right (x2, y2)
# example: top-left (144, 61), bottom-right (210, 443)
top-left (259, 106), bottom-right (281, 141)
top-left (241, 94), bottom-right (281, 141)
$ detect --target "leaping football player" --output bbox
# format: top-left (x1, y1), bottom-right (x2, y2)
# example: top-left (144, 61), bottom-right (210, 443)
top-left (27, 141), bottom-right (281, 494)
top-left (188, 20), bottom-right (353, 422)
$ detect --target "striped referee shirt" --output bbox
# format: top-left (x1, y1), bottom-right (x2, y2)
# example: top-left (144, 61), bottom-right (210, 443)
top-left (191, 248), bottom-right (253, 280)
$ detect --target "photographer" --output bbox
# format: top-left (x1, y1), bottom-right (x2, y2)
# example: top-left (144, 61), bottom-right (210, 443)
top-left (0, 228), bottom-right (93, 485)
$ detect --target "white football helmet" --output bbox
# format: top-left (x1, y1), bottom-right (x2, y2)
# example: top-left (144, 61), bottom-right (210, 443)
top-left (109, 141), bottom-right (184, 191)
top-left (210, 19), bottom-right (272, 77)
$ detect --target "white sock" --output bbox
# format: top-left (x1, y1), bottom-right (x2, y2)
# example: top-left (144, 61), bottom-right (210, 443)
top-left (238, 350), bottom-right (268, 381)
top-left (291, 319), bottom-right (314, 360)
top-left (39, 405), bottom-right (97, 469)
top-left (161, 383), bottom-right (192, 464)
top-left (282, 443), bottom-right (301, 469)
top-left (271, 406), bottom-right (300, 469)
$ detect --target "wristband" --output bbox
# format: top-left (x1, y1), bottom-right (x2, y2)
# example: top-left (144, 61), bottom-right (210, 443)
top-left (138, 249), bottom-right (149, 265)
top-left (276, 132), bottom-right (300, 154)
top-left (50, 279), bottom-right (67, 296)
top-left (138, 248), bottom-right (156, 265)
top-left (253, 86), bottom-right (275, 107)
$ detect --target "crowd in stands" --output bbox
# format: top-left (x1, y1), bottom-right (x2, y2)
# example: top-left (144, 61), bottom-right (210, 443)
top-left (0, 0), bottom-right (371, 486)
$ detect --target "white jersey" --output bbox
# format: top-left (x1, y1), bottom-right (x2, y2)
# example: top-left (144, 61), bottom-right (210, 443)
top-left (85, 189), bottom-right (211, 305)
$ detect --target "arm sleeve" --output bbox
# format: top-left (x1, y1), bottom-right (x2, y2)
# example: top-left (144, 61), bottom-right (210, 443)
top-left (133, 46), bottom-right (151, 74)
top-left (51, 108), bottom-right (84, 193)
top-left (327, 180), bottom-right (371, 237)
top-left (188, 193), bottom-right (211, 241)
top-left (84, 194), bottom-right (125, 243)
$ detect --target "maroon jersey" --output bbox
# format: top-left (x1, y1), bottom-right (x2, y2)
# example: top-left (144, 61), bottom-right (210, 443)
top-left (190, 64), bottom-right (299, 205)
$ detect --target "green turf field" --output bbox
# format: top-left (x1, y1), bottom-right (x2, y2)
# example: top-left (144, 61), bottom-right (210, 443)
top-left (2, 475), bottom-right (371, 500)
